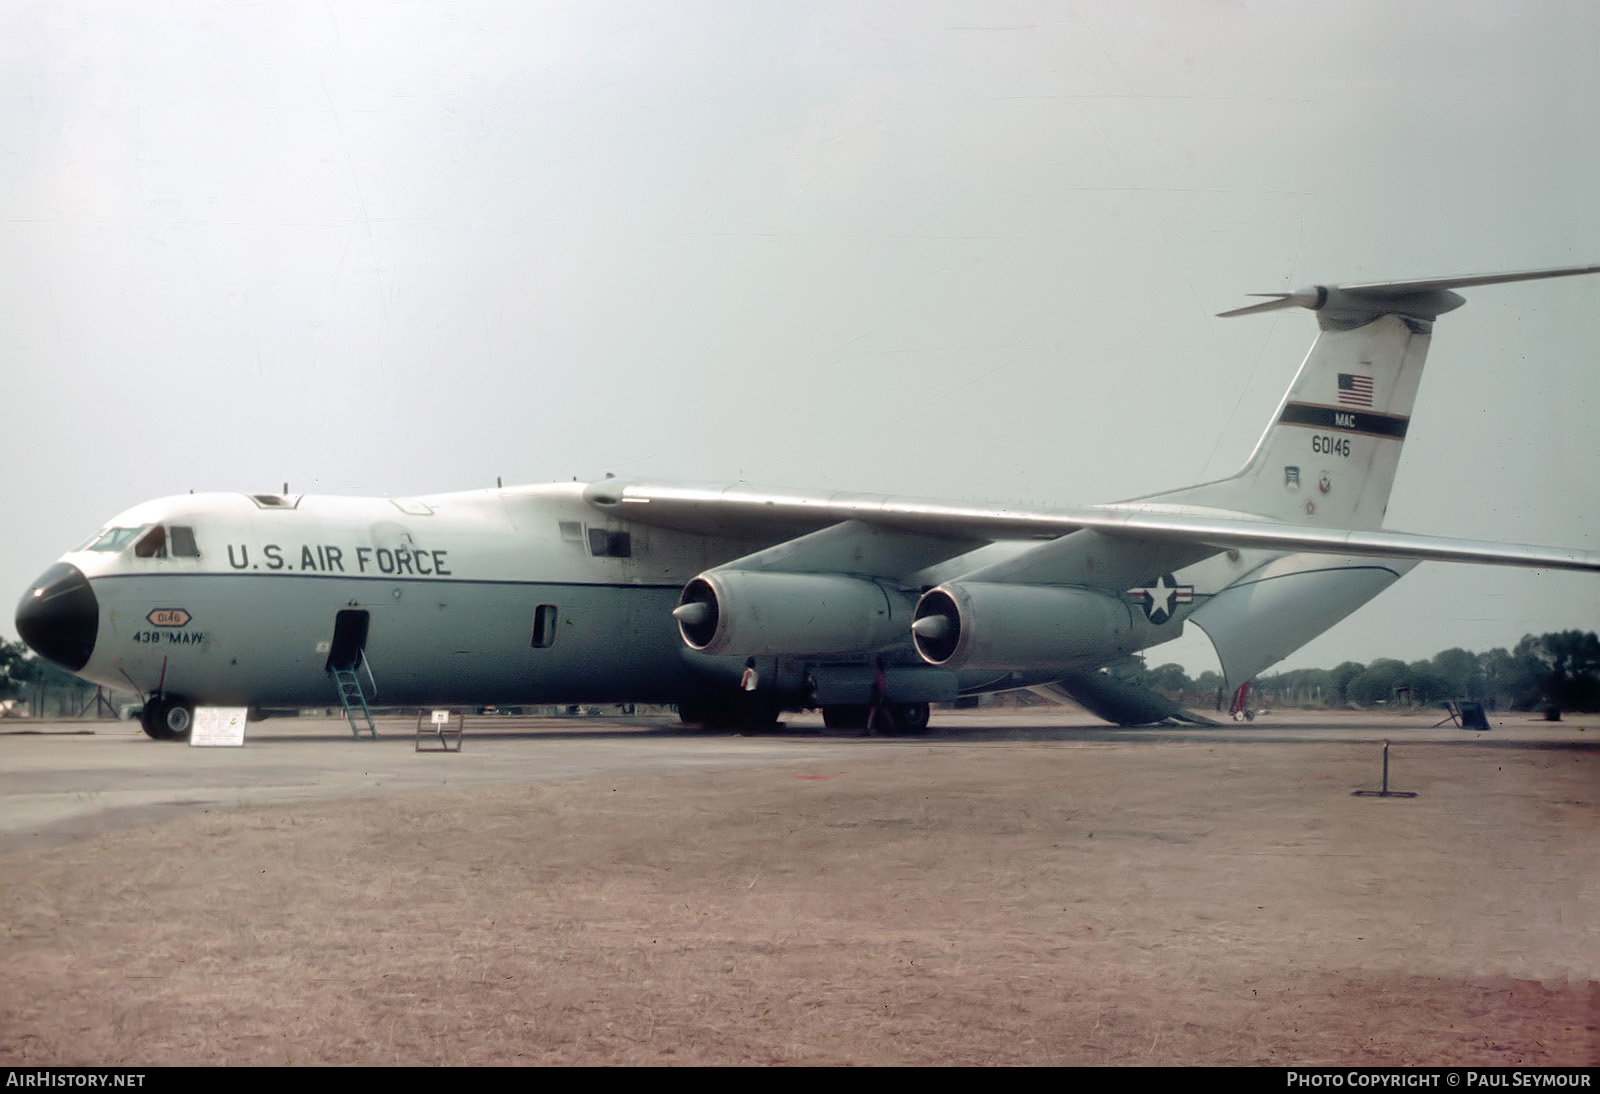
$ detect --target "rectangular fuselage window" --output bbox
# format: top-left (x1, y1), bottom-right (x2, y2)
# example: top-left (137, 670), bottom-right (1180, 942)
top-left (530, 604), bottom-right (559, 648)
top-left (587, 528), bottom-right (631, 558)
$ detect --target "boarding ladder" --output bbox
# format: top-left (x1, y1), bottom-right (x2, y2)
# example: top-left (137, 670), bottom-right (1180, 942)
top-left (330, 661), bottom-right (376, 738)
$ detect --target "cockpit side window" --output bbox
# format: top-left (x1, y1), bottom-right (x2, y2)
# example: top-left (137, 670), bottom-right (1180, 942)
top-left (168, 526), bottom-right (200, 558)
top-left (134, 526), bottom-right (167, 558)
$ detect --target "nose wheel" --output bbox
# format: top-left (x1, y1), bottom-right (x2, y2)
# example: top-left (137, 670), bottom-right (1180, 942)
top-left (140, 695), bottom-right (194, 741)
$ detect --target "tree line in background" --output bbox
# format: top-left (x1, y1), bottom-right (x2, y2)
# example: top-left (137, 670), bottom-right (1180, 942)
top-left (0, 637), bottom-right (127, 717)
top-left (1124, 630), bottom-right (1600, 713)
top-left (2, 629), bottom-right (1598, 717)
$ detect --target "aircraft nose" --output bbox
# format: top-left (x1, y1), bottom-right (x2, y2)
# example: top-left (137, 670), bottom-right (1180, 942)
top-left (15, 563), bottom-right (98, 673)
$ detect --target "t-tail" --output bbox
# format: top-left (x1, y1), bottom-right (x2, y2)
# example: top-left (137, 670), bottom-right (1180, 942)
top-left (1135, 265), bottom-right (1600, 529)
top-left (1129, 264), bottom-right (1600, 694)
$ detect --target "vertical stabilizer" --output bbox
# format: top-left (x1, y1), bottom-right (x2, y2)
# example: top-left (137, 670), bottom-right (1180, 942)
top-left (1144, 314), bottom-right (1431, 529)
top-left (1146, 264), bottom-right (1599, 689)
top-left (1131, 264), bottom-right (1600, 531)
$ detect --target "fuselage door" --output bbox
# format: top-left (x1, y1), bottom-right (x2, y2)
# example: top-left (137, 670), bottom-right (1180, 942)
top-left (326, 610), bottom-right (370, 672)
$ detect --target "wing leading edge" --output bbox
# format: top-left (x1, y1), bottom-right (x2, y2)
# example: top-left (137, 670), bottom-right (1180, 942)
top-left (585, 480), bottom-right (1598, 575)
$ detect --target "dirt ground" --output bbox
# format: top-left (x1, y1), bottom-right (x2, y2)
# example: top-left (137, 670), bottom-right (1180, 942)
top-left (1, 710), bottom-right (1596, 1066)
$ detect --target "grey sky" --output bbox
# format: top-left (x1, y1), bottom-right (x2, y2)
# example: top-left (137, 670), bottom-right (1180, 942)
top-left (3, 1), bottom-right (1596, 675)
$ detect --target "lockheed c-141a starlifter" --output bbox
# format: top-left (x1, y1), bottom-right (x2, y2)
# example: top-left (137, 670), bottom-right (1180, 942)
top-left (16, 265), bottom-right (1600, 739)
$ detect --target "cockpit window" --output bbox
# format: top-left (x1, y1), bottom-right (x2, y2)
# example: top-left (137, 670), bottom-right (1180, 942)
top-left (169, 525), bottom-right (200, 558)
top-left (134, 526), bottom-right (167, 558)
top-left (87, 527), bottom-right (145, 552)
top-left (128, 525), bottom-right (202, 560)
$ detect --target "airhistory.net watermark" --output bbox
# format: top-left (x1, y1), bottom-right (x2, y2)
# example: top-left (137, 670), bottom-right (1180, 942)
top-left (5, 1074), bottom-right (145, 1088)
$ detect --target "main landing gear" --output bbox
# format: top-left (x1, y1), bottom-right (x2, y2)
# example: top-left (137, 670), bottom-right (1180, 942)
top-left (140, 695), bottom-right (195, 741)
top-left (677, 696), bottom-right (780, 733)
top-left (678, 697), bottom-right (933, 736)
top-left (821, 702), bottom-right (930, 734)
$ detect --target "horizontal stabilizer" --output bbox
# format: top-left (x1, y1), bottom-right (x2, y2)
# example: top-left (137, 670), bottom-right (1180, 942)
top-left (1218, 263), bottom-right (1600, 323)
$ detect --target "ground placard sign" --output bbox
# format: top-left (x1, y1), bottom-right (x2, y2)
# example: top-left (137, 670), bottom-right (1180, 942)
top-left (190, 706), bottom-right (248, 747)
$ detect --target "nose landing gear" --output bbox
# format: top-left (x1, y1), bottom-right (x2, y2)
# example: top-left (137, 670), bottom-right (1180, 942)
top-left (140, 695), bottom-right (194, 741)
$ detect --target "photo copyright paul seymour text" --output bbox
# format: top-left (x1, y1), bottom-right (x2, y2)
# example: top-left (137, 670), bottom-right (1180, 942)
top-left (1288, 1075), bottom-right (1591, 1089)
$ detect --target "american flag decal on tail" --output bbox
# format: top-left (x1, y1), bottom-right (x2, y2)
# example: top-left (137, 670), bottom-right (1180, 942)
top-left (1338, 373), bottom-right (1374, 407)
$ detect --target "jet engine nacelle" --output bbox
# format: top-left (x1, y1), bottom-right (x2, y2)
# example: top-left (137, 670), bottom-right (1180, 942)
top-left (674, 570), bottom-right (913, 657)
top-left (911, 582), bottom-right (1138, 670)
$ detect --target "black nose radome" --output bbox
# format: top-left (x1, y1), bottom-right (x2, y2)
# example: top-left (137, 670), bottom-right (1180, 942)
top-left (16, 563), bottom-right (98, 673)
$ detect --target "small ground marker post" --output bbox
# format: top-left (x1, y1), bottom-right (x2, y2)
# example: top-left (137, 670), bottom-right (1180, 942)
top-left (1352, 740), bottom-right (1417, 798)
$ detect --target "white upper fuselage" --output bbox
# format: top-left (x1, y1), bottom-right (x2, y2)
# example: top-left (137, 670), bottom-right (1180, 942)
top-left (69, 482), bottom-right (727, 587)
top-left (56, 483), bottom-right (774, 708)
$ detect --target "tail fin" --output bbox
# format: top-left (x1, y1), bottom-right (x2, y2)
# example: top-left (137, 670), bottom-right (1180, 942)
top-left (1135, 265), bottom-right (1600, 531)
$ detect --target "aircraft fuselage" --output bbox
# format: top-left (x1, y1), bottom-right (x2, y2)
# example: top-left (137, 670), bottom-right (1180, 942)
top-left (22, 483), bottom-right (776, 709)
top-left (17, 482), bottom-right (1054, 723)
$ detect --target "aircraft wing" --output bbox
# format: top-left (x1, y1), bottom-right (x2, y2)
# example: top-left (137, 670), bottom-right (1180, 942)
top-left (584, 479), bottom-right (1598, 574)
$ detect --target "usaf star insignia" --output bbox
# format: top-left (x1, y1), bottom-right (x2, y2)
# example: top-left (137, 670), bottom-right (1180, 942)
top-left (1127, 573), bottom-right (1194, 625)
